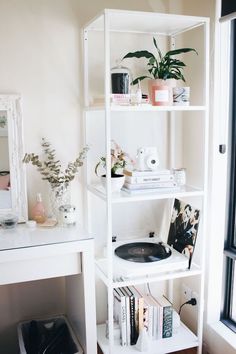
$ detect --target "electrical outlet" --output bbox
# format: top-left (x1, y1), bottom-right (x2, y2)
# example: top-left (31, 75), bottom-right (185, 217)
top-left (191, 291), bottom-right (199, 307)
top-left (182, 283), bottom-right (192, 301)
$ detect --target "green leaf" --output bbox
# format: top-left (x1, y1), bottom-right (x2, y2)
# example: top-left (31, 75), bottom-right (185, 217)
top-left (165, 48), bottom-right (198, 57)
top-left (148, 57), bottom-right (155, 65)
top-left (123, 50), bottom-right (156, 60)
top-left (131, 76), bottom-right (151, 85)
top-left (153, 37), bottom-right (162, 61)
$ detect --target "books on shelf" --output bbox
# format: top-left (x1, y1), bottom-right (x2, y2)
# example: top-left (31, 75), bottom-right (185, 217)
top-left (124, 168), bottom-right (172, 177)
top-left (112, 287), bottom-right (173, 346)
top-left (122, 185), bottom-right (181, 195)
top-left (123, 181), bottom-right (177, 190)
top-left (122, 168), bottom-right (178, 194)
top-left (125, 174), bottom-right (174, 184)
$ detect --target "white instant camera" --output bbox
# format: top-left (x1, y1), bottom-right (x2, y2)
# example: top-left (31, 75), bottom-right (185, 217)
top-left (136, 147), bottom-right (159, 171)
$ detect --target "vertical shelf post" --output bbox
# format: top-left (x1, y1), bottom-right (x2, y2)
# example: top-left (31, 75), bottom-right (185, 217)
top-left (104, 10), bottom-right (114, 353)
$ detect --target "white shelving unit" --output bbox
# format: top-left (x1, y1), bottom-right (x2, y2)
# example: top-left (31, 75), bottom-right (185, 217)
top-left (83, 9), bottom-right (209, 354)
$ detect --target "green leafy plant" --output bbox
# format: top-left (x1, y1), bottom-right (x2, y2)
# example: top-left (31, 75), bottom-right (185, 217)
top-left (95, 140), bottom-right (134, 177)
top-left (123, 37), bottom-right (197, 85)
top-left (22, 138), bottom-right (89, 189)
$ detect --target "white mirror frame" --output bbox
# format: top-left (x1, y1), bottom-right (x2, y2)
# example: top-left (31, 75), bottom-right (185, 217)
top-left (0, 95), bottom-right (28, 222)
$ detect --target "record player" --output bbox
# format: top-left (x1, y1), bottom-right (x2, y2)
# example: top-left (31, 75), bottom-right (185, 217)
top-left (112, 236), bottom-right (189, 280)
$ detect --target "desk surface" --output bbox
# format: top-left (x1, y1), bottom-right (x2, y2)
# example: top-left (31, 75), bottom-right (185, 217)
top-left (0, 224), bottom-right (92, 251)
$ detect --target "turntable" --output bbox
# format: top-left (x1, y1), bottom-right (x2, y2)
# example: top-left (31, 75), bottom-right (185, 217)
top-left (112, 237), bottom-right (189, 280)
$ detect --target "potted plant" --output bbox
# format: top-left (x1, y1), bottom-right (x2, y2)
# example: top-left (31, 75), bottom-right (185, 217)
top-left (95, 140), bottom-right (134, 192)
top-left (123, 37), bottom-right (197, 105)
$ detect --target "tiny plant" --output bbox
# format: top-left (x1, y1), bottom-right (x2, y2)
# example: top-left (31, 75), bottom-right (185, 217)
top-left (95, 140), bottom-right (134, 177)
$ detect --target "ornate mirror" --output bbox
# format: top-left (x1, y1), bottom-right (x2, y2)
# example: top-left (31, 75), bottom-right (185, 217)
top-left (0, 95), bottom-right (27, 222)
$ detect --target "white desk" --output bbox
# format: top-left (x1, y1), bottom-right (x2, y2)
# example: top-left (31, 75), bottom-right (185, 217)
top-left (0, 224), bottom-right (97, 354)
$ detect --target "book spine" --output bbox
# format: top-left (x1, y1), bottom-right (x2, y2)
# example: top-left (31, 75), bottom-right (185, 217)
top-left (131, 286), bottom-right (144, 334)
top-left (124, 169), bottom-right (171, 177)
top-left (157, 304), bottom-right (163, 339)
top-left (114, 289), bottom-right (127, 346)
top-left (129, 295), bottom-right (138, 345)
top-left (138, 297), bottom-right (144, 333)
top-left (125, 174), bottom-right (174, 184)
top-left (162, 306), bottom-right (173, 338)
top-left (125, 294), bottom-right (131, 345)
top-left (124, 181), bottom-right (177, 190)
top-left (152, 305), bottom-right (158, 340)
top-left (121, 185), bottom-right (180, 195)
top-left (142, 301), bottom-right (149, 335)
top-left (147, 304), bottom-right (153, 338)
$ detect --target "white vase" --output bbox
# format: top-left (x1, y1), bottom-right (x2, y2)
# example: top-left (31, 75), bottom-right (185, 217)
top-left (49, 184), bottom-right (71, 220)
top-left (100, 174), bottom-right (125, 193)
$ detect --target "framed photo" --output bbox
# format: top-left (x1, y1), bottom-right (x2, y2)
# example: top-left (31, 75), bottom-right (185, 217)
top-left (0, 111), bottom-right (8, 136)
top-left (167, 198), bottom-right (200, 268)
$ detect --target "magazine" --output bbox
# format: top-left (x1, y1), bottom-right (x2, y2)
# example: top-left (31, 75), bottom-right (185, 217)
top-left (167, 198), bottom-right (200, 268)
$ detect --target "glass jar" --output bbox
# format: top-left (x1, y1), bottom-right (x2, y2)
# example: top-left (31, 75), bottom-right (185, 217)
top-left (1, 214), bottom-right (18, 229)
top-left (111, 60), bottom-right (132, 94)
top-left (58, 204), bottom-right (76, 226)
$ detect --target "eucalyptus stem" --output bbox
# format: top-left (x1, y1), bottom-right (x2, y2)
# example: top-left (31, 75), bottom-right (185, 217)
top-left (23, 138), bottom-right (89, 189)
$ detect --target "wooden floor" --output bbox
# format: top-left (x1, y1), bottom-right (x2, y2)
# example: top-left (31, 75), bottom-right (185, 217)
top-left (97, 345), bottom-right (197, 353)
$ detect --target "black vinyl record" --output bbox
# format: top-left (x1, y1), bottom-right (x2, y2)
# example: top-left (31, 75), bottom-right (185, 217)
top-left (115, 242), bottom-right (172, 263)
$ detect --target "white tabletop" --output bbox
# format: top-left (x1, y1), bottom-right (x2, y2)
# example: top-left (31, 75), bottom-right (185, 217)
top-left (0, 223), bottom-right (92, 251)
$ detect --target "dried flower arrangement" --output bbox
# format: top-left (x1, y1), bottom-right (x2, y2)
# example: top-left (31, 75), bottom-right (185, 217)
top-left (23, 138), bottom-right (89, 194)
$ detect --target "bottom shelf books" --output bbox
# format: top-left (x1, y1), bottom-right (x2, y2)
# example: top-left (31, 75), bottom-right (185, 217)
top-left (113, 286), bottom-right (173, 347)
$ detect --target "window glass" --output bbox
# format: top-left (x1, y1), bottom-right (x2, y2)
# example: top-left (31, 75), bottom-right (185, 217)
top-left (232, 261), bottom-right (236, 321)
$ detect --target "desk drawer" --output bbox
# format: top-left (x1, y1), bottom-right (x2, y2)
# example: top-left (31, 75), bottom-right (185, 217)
top-left (0, 253), bottom-right (81, 285)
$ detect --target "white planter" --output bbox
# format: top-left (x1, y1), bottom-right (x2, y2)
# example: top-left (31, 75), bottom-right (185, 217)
top-left (101, 174), bottom-right (125, 192)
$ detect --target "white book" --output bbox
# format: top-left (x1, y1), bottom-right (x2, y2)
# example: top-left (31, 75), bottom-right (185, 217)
top-left (125, 174), bottom-right (174, 184)
top-left (123, 181), bottom-right (177, 190)
top-left (121, 185), bottom-right (181, 195)
top-left (114, 288), bottom-right (127, 346)
top-left (124, 168), bottom-right (172, 177)
top-left (120, 287), bottom-right (131, 346)
top-left (147, 295), bottom-right (158, 340)
top-left (149, 295), bottom-right (163, 339)
top-left (142, 294), bottom-right (154, 339)
top-left (131, 286), bottom-right (144, 334)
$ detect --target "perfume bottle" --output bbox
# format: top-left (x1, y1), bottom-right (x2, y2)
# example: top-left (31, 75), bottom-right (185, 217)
top-left (111, 60), bottom-right (132, 94)
top-left (31, 193), bottom-right (46, 224)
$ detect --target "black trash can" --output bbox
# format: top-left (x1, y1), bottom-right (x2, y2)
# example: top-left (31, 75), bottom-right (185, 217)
top-left (17, 315), bottom-right (83, 354)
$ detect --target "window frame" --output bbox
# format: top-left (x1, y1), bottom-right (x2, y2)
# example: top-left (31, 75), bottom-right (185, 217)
top-left (221, 19), bottom-right (236, 332)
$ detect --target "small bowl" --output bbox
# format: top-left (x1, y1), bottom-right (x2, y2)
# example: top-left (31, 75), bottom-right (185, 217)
top-left (1, 214), bottom-right (18, 229)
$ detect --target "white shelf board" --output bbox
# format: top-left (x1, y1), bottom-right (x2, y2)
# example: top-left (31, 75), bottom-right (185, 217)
top-left (84, 9), bottom-right (209, 36)
top-left (95, 258), bottom-right (202, 288)
top-left (97, 323), bottom-right (198, 354)
top-left (88, 184), bottom-right (204, 203)
top-left (85, 104), bottom-right (206, 113)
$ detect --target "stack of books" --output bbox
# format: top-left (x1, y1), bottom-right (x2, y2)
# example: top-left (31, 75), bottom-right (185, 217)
top-left (122, 169), bottom-right (178, 194)
top-left (113, 286), bottom-right (173, 346)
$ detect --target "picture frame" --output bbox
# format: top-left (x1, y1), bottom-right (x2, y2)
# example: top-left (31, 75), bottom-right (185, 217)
top-left (167, 198), bottom-right (200, 268)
